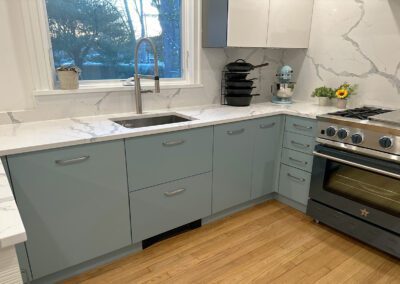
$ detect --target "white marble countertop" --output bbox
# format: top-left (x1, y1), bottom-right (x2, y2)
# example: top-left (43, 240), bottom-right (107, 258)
top-left (0, 160), bottom-right (26, 249)
top-left (0, 101), bottom-right (338, 248)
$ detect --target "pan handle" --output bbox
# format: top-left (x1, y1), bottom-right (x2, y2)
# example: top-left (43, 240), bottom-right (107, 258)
top-left (251, 62), bottom-right (270, 70)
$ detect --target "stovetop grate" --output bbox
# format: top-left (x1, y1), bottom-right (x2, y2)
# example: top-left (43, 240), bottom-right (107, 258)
top-left (328, 107), bottom-right (392, 120)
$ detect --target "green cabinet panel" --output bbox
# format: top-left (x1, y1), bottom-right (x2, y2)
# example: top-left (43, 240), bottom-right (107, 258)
top-left (125, 127), bottom-right (213, 191)
top-left (251, 116), bottom-right (283, 199)
top-left (278, 164), bottom-right (311, 205)
top-left (212, 120), bottom-right (255, 213)
top-left (283, 131), bottom-right (316, 154)
top-left (8, 141), bottom-right (132, 280)
top-left (281, 148), bottom-right (314, 173)
top-left (130, 173), bottom-right (212, 242)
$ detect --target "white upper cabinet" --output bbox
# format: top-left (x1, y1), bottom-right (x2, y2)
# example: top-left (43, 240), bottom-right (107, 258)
top-left (227, 0), bottom-right (270, 47)
top-left (202, 0), bottom-right (314, 48)
top-left (267, 0), bottom-right (314, 48)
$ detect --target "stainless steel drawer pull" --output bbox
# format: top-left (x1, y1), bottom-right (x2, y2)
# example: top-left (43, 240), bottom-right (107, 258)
top-left (260, 122), bottom-right (275, 129)
top-left (55, 156), bottom-right (90, 166)
top-left (293, 123), bottom-right (313, 130)
top-left (289, 157), bottom-right (308, 165)
top-left (291, 141), bottom-right (310, 148)
top-left (164, 188), bottom-right (186, 197)
top-left (287, 173), bottom-right (306, 182)
top-left (162, 139), bottom-right (185, 147)
top-left (227, 128), bottom-right (245, 135)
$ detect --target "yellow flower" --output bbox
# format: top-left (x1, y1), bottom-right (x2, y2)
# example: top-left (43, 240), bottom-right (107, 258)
top-left (336, 89), bottom-right (348, 99)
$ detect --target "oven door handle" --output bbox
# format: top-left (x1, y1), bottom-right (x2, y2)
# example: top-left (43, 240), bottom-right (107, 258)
top-left (313, 151), bottom-right (400, 180)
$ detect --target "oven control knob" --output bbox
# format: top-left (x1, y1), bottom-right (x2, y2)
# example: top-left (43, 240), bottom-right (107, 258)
top-left (379, 136), bottom-right (393, 149)
top-left (351, 133), bottom-right (364, 144)
top-left (337, 129), bottom-right (349, 140)
top-left (326, 127), bottom-right (337, 137)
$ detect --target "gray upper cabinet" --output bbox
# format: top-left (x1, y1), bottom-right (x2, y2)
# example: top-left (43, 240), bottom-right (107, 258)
top-left (212, 120), bottom-right (255, 213)
top-left (7, 141), bottom-right (132, 280)
top-left (202, 0), bottom-right (314, 48)
top-left (251, 116), bottom-right (283, 199)
top-left (125, 127), bottom-right (213, 191)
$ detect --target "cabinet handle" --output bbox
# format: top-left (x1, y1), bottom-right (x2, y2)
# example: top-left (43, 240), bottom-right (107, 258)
top-left (287, 173), bottom-right (306, 182)
top-left (291, 141), bottom-right (310, 148)
top-left (289, 157), bottom-right (308, 165)
top-left (293, 123), bottom-right (313, 130)
top-left (164, 188), bottom-right (186, 197)
top-left (259, 122), bottom-right (275, 129)
top-left (227, 128), bottom-right (245, 135)
top-left (162, 139), bottom-right (185, 147)
top-left (55, 156), bottom-right (90, 166)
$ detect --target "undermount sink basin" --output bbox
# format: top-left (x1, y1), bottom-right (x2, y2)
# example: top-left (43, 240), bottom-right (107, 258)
top-left (112, 114), bottom-right (192, 129)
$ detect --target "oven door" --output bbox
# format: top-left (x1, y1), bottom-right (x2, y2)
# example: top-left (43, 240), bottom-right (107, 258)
top-left (310, 145), bottom-right (400, 234)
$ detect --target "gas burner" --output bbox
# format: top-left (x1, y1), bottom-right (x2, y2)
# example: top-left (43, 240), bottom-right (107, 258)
top-left (328, 107), bottom-right (392, 120)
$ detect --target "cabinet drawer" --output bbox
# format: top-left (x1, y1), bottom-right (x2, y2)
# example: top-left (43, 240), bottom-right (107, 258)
top-left (281, 148), bottom-right (313, 173)
top-left (125, 127), bottom-right (213, 191)
top-left (278, 164), bottom-right (311, 205)
top-left (130, 173), bottom-right (212, 242)
top-left (283, 132), bottom-right (316, 154)
top-left (285, 116), bottom-right (317, 137)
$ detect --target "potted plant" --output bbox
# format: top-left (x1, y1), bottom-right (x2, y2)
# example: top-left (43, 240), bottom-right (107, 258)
top-left (56, 65), bottom-right (81, 90)
top-left (311, 86), bottom-right (335, 106)
top-left (335, 82), bottom-right (357, 109)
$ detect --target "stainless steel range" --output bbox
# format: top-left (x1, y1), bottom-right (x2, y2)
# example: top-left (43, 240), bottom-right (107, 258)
top-left (307, 107), bottom-right (400, 258)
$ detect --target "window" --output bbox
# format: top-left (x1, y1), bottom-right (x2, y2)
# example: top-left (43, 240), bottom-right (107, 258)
top-left (45, 0), bottom-right (182, 81)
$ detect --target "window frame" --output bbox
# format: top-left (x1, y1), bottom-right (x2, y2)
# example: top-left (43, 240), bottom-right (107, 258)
top-left (22, 0), bottom-right (201, 96)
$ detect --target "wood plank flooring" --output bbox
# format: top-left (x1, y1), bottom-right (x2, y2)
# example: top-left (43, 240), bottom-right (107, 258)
top-left (64, 201), bottom-right (400, 284)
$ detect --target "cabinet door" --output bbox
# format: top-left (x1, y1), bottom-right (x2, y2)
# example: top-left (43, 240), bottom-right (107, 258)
top-left (8, 141), bottom-right (131, 279)
top-left (227, 0), bottom-right (270, 47)
top-left (212, 120), bottom-right (255, 213)
top-left (251, 116), bottom-right (282, 199)
top-left (267, 0), bottom-right (314, 48)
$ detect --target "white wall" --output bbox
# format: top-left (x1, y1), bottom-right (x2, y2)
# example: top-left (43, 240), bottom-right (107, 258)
top-left (0, 0), bottom-right (33, 112)
top-left (285, 0), bottom-right (400, 108)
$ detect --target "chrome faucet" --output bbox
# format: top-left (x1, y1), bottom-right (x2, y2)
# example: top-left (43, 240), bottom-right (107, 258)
top-left (134, 37), bottom-right (160, 114)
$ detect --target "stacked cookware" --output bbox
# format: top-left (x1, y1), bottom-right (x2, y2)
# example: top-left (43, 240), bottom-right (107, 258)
top-left (221, 59), bottom-right (269, 107)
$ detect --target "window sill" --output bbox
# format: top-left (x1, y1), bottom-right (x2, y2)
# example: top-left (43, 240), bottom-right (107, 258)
top-left (33, 81), bottom-right (204, 97)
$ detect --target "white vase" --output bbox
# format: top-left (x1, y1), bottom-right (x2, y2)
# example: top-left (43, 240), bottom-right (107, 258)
top-left (336, 99), bottom-right (347, 109)
top-left (318, 97), bottom-right (331, 106)
top-left (57, 71), bottom-right (79, 90)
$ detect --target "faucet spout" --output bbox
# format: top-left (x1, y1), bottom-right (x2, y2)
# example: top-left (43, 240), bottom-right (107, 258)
top-left (134, 37), bottom-right (160, 114)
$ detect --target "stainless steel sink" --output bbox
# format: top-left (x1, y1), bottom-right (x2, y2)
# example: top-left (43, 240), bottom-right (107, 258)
top-left (112, 114), bottom-right (192, 129)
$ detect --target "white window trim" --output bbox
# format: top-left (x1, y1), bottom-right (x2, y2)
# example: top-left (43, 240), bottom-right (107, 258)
top-left (21, 0), bottom-right (201, 96)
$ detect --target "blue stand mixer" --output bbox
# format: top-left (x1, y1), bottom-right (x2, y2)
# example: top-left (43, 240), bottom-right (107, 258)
top-left (271, 65), bottom-right (295, 104)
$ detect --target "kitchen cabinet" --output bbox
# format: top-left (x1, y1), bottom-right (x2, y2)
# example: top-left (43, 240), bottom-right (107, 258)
top-left (251, 116), bottom-right (283, 199)
top-left (7, 141), bottom-right (132, 279)
top-left (278, 164), bottom-right (311, 206)
top-left (130, 173), bottom-right (212, 242)
top-left (212, 120), bottom-right (255, 213)
top-left (125, 127), bottom-right (213, 191)
top-left (202, 0), bottom-right (314, 48)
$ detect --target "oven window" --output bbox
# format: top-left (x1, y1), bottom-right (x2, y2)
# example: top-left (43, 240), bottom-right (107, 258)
top-left (324, 161), bottom-right (400, 217)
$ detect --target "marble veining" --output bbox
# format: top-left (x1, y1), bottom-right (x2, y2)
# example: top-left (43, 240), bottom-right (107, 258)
top-left (0, 160), bottom-right (26, 249)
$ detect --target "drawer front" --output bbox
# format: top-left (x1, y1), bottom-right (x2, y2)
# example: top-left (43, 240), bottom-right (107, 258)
top-left (283, 132), bottom-right (316, 154)
top-left (125, 127), bottom-right (213, 191)
top-left (278, 164), bottom-right (311, 205)
top-left (130, 173), bottom-right (212, 242)
top-left (281, 148), bottom-right (313, 172)
top-left (285, 116), bottom-right (317, 137)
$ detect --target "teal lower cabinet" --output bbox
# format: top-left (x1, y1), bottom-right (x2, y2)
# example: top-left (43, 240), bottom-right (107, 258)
top-left (130, 173), bottom-right (212, 242)
top-left (251, 116), bottom-right (283, 199)
top-left (7, 141), bottom-right (132, 280)
top-left (278, 164), bottom-right (311, 206)
top-left (212, 120), bottom-right (255, 213)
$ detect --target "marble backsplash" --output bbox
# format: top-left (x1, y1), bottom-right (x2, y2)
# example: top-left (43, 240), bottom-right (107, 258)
top-left (1, 0), bottom-right (399, 125)
top-left (0, 48), bottom-right (283, 125)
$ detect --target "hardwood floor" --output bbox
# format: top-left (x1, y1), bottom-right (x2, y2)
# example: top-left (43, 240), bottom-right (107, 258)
top-left (64, 201), bottom-right (400, 283)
